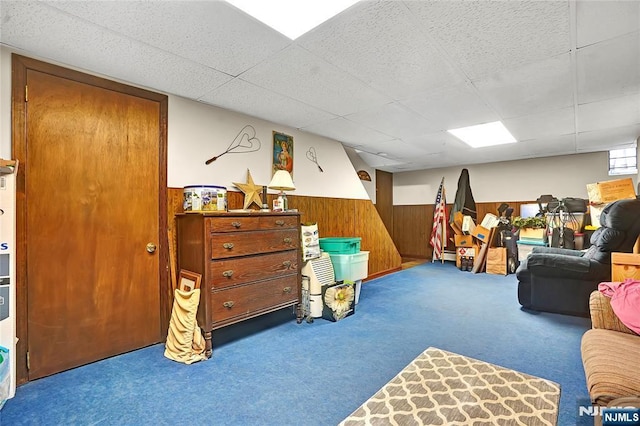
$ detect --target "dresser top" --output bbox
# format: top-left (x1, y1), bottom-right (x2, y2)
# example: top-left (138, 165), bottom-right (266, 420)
top-left (177, 210), bottom-right (300, 217)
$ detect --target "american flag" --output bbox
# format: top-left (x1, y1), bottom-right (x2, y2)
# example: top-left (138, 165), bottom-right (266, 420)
top-left (429, 177), bottom-right (447, 261)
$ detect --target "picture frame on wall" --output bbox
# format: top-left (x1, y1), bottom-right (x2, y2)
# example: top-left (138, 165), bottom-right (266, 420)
top-left (272, 131), bottom-right (293, 177)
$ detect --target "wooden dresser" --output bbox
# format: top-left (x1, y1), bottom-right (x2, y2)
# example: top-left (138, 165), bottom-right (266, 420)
top-left (175, 211), bottom-right (302, 357)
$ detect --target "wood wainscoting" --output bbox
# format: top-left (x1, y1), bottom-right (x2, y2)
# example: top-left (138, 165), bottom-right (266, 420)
top-left (393, 201), bottom-right (538, 259)
top-left (167, 188), bottom-right (402, 327)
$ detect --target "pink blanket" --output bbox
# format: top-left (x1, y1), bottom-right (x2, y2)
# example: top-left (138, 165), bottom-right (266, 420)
top-left (598, 278), bottom-right (640, 334)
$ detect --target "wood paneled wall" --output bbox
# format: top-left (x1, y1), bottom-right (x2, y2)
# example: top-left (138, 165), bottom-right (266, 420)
top-left (166, 188), bottom-right (402, 324)
top-left (393, 201), bottom-right (537, 259)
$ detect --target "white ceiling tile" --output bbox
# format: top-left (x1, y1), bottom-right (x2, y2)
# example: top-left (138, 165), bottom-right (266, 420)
top-left (577, 124), bottom-right (640, 152)
top-left (577, 1), bottom-right (640, 48)
top-left (400, 83), bottom-right (498, 129)
top-left (239, 45), bottom-right (391, 116)
top-left (356, 151), bottom-right (404, 168)
top-left (504, 108), bottom-right (575, 141)
top-left (577, 94), bottom-right (640, 134)
top-left (345, 102), bottom-right (440, 139)
top-left (2, 0), bottom-right (639, 172)
top-left (473, 54), bottom-right (573, 119)
top-left (352, 139), bottom-right (443, 161)
top-left (200, 78), bottom-right (337, 129)
top-left (405, 0), bottom-right (570, 78)
top-left (577, 33), bottom-right (640, 104)
top-left (46, 0), bottom-right (291, 76)
top-left (508, 134), bottom-right (577, 157)
top-left (301, 117), bottom-right (394, 146)
top-left (298, 1), bottom-right (464, 100)
top-left (0, 1), bottom-right (233, 98)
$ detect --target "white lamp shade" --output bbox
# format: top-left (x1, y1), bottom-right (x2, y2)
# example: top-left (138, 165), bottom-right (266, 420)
top-left (268, 170), bottom-right (295, 191)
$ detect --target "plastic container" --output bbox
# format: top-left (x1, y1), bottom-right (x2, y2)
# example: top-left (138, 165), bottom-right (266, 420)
top-left (319, 237), bottom-right (361, 254)
top-left (516, 240), bottom-right (547, 260)
top-left (329, 251), bottom-right (369, 281)
top-left (183, 185), bottom-right (227, 212)
top-left (574, 233), bottom-right (584, 250)
top-left (354, 279), bottom-right (362, 305)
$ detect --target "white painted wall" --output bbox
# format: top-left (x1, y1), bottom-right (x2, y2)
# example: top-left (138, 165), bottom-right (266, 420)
top-left (168, 96), bottom-right (369, 199)
top-left (394, 152), bottom-right (638, 205)
top-left (344, 146), bottom-right (376, 203)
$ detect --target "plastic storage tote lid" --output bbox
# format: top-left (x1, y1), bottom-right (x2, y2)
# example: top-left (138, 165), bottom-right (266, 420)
top-left (184, 185), bottom-right (226, 189)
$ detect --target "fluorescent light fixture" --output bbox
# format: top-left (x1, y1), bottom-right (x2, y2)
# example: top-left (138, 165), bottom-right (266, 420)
top-left (226, 0), bottom-right (359, 40)
top-left (447, 121), bottom-right (517, 148)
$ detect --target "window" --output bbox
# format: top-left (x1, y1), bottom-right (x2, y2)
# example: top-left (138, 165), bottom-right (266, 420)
top-left (608, 147), bottom-right (637, 176)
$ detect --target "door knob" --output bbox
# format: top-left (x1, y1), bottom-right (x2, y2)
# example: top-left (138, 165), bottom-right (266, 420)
top-left (146, 243), bottom-right (157, 253)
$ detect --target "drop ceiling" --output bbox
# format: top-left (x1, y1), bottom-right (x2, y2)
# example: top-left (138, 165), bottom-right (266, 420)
top-left (1, 0), bottom-right (639, 172)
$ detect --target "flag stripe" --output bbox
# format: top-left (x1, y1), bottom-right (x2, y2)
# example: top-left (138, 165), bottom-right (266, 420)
top-left (429, 178), bottom-right (448, 260)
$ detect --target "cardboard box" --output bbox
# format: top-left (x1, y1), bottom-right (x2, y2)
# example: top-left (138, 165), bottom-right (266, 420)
top-left (471, 225), bottom-right (491, 243)
top-left (480, 213), bottom-right (500, 229)
top-left (587, 178), bottom-right (636, 228)
top-left (587, 178), bottom-right (636, 204)
top-left (519, 227), bottom-right (546, 241)
top-left (456, 247), bottom-right (475, 268)
top-left (462, 215), bottom-right (476, 235)
top-left (455, 234), bottom-right (474, 247)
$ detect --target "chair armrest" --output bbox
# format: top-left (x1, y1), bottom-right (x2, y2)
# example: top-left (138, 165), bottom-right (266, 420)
top-left (526, 252), bottom-right (593, 278)
top-left (589, 291), bottom-right (637, 335)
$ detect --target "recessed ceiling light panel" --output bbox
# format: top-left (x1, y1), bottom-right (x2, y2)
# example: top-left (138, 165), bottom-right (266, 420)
top-left (447, 121), bottom-right (517, 148)
top-left (226, 0), bottom-right (359, 40)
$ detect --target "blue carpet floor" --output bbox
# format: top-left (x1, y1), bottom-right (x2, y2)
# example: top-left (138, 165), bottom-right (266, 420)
top-left (1, 262), bottom-right (592, 425)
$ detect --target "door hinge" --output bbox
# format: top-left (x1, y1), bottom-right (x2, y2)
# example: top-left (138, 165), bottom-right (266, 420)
top-left (26, 351), bottom-right (30, 370)
top-left (25, 85), bottom-right (28, 102)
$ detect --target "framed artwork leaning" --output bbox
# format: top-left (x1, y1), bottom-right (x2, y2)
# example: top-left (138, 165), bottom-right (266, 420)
top-left (272, 131), bottom-right (293, 177)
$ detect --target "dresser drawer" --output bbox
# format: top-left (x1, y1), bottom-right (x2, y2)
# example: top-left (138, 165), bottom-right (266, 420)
top-left (207, 216), bottom-right (261, 233)
top-left (211, 229), bottom-right (299, 259)
top-left (259, 215), bottom-right (298, 230)
top-left (210, 250), bottom-right (298, 289)
top-left (206, 215), bottom-right (298, 233)
top-left (210, 275), bottom-right (299, 324)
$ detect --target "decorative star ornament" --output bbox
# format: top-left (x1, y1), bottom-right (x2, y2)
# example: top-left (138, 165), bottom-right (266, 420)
top-left (233, 169), bottom-right (263, 210)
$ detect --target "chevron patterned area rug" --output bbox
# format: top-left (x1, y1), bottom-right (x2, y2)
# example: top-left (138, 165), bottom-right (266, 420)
top-left (340, 347), bottom-right (560, 426)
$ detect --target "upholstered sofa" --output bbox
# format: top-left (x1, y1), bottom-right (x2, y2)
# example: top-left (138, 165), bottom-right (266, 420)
top-left (581, 291), bottom-right (640, 412)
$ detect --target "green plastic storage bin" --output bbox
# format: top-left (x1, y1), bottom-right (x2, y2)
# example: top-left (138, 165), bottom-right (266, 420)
top-left (319, 237), bottom-right (361, 254)
top-left (329, 251), bottom-right (369, 281)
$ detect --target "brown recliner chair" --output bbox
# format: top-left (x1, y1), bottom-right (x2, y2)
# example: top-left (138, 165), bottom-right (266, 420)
top-left (516, 198), bottom-right (640, 316)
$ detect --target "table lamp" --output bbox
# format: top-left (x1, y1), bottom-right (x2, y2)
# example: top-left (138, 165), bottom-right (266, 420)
top-left (268, 170), bottom-right (295, 211)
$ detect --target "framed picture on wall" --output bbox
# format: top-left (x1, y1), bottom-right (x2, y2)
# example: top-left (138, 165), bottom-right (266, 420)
top-left (272, 131), bottom-right (294, 177)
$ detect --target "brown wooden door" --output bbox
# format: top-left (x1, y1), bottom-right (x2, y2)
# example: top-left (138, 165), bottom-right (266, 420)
top-left (16, 58), bottom-right (167, 379)
top-left (375, 169), bottom-right (394, 238)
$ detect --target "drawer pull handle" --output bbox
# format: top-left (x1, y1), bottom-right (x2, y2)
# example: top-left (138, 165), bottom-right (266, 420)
top-left (231, 221), bottom-right (241, 228)
top-left (282, 260), bottom-right (292, 268)
top-left (222, 270), bottom-right (234, 278)
top-left (283, 237), bottom-right (292, 244)
top-left (275, 220), bottom-right (285, 226)
top-left (223, 301), bottom-right (235, 308)
top-left (283, 287), bottom-right (292, 294)
top-left (223, 242), bottom-right (234, 249)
